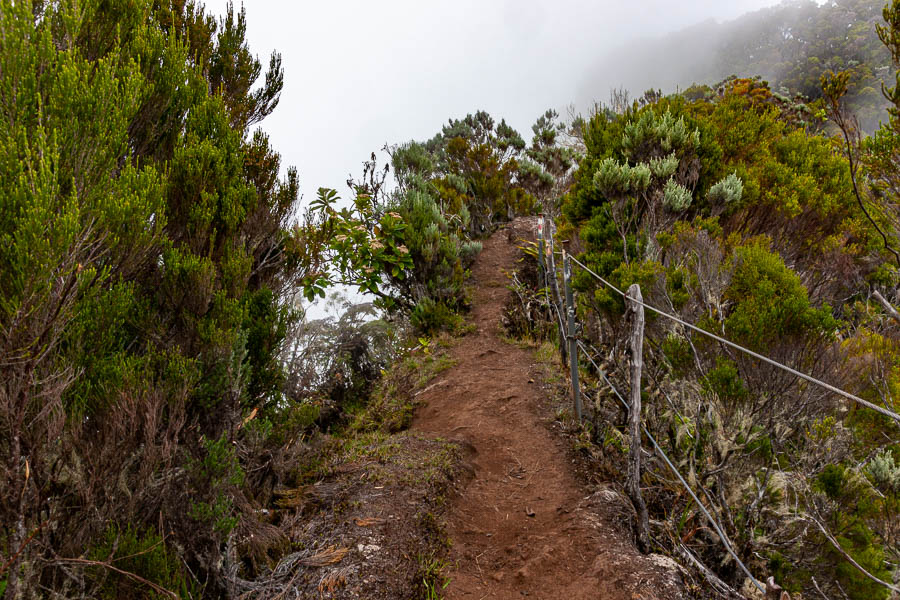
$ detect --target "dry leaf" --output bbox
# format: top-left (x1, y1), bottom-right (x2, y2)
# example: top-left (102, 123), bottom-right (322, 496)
top-left (239, 407), bottom-right (259, 430)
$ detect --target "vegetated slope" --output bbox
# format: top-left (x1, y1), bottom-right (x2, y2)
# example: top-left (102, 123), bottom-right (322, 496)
top-left (557, 46), bottom-right (900, 595)
top-left (0, 2), bottom-right (336, 596)
top-left (584, 0), bottom-right (892, 131)
top-left (413, 218), bottom-right (686, 600)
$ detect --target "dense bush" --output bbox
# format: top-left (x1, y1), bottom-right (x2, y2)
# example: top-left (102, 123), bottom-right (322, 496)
top-left (0, 1), bottom-right (327, 596)
top-left (723, 240), bottom-right (838, 352)
top-left (553, 57), bottom-right (900, 597)
top-left (312, 108), bottom-right (573, 335)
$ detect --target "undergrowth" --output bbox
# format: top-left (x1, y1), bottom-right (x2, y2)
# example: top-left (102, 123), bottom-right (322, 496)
top-left (346, 333), bottom-right (459, 435)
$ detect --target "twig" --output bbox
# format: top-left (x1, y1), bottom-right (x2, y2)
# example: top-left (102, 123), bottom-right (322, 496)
top-left (111, 533), bottom-right (168, 564)
top-left (676, 543), bottom-right (746, 599)
top-left (811, 576), bottom-right (832, 600)
top-left (0, 521), bottom-right (47, 578)
top-left (54, 557), bottom-right (178, 598)
top-left (827, 89), bottom-right (900, 269)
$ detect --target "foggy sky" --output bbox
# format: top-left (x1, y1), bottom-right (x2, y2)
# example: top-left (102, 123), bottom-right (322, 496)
top-left (202, 0), bottom-right (789, 204)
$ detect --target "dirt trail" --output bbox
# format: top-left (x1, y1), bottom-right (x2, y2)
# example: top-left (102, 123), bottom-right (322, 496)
top-left (412, 218), bottom-right (685, 600)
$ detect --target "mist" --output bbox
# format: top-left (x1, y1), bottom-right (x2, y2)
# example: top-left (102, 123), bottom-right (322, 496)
top-left (575, 0), bottom-right (845, 106)
top-left (202, 0), bottom-right (786, 202)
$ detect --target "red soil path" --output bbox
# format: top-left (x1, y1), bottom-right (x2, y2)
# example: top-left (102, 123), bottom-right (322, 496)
top-left (412, 218), bottom-right (686, 600)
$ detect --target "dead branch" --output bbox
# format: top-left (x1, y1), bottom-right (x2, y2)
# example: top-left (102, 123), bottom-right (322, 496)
top-left (873, 290), bottom-right (900, 324)
top-left (806, 516), bottom-right (900, 594)
top-left (676, 543), bottom-right (746, 599)
top-left (53, 557), bottom-right (178, 599)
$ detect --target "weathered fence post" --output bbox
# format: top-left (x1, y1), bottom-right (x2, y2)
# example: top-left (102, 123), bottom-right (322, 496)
top-left (626, 283), bottom-right (650, 552)
top-left (562, 250), bottom-right (582, 422)
top-left (547, 229), bottom-right (567, 366)
top-left (537, 215), bottom-right (546, 292)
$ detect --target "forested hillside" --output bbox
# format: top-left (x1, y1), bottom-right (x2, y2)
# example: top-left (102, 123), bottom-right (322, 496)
top-left (0, 1), bottom-right (565, 596)
top-left (588, 0), bottom-right (894, 131)
top-left (3, 0), bottom-right (900, 598)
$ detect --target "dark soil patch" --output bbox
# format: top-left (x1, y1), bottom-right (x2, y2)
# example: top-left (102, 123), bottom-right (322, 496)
top-left (234, 432), bottom-right (471, 599)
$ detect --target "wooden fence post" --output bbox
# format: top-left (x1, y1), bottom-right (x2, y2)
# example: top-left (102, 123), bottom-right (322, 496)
top-left (626, 283), bottom-right (650, 552)
top-left (537, 215), bottom-right (546, 292)
top-left (563, 251), bottom-right (582, 422)
top-left (547, 231), bottom-right (567, 367)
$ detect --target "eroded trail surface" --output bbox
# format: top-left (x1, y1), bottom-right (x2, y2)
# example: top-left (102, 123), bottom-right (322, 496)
top-left (412, 218), bottom-right (685, 600)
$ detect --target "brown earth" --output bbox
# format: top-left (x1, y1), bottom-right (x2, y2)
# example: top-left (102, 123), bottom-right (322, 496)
top-left (231, 431), bottom-right (467, 600)
top-left (244, 217), bottom-right (688, 600)
top-left (412, 217), bottom-right (687, 600)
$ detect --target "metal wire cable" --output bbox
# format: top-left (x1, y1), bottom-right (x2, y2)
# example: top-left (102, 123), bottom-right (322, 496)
top-left (551, 296), bottom-right (566, 338)
top-left (540, 246), bottom-right (763, 593)
top-left (565, 254), bottom-right (900, 424)
top-left (576, 340), bottom-right (765, 594)
top-left (545, 236), bottom-right (895, 593)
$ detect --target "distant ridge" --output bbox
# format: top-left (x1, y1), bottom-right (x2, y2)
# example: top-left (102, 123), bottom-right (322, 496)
top-left (581, 0), bottom-right (893, 131)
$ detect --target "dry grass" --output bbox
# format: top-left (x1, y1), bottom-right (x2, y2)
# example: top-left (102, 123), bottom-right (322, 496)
top-left (298, 545), bottom-right (349, 567)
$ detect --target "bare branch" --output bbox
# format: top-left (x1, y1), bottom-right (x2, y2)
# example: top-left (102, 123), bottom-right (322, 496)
top-left (873, 290), bottom-right (900, 324)
top-left (53, 557), bottom-right (178, 599)
top-left (806, 517), bottom-right (900, 594)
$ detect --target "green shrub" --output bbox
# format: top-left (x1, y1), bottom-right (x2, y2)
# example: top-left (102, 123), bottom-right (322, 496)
top-left (661, 333), bottom-right (693, 377)
top-left (868, 449), bottom-right (900, 493)
top-left (665, 266), bottom-right (692, 310)
top-left (724, 241), bottom-right (837, 352)
top-left (706, 172), bottom-right (744, 206)
top-left (393, 188), bottom-right (472, 311)
top-left (701, 357), bottom-right (748, 403)
top-left (313, 176), bottom-right (480, 334)
top-left (187, 436), bottom-right (245, 536)
top-left (411, 298), bottom-right (464, 336)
